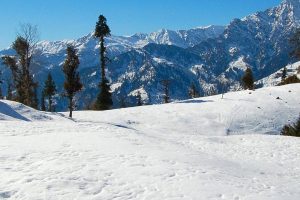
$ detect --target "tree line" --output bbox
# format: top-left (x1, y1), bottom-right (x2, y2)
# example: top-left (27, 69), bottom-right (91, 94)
top-left (0, 16), bottom-right (113, 118)
top-left (1, 18), bottom-right (300, 118)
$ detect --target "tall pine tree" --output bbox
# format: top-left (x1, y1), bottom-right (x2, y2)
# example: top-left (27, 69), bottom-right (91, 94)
top-left (137, 91), bottom-right (143, 106)
top-left (94, 15), bottom-right (113, 110)
top-left (62, 46), bottom-right (83, 118)
top-left (43, 73), bottom-right (56, 112)
top-left (241, 67), bottom-right (254, 90)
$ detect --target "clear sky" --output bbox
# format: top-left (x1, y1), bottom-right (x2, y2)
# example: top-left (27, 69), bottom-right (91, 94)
top-left (0, 0), bottom-right (281, 49)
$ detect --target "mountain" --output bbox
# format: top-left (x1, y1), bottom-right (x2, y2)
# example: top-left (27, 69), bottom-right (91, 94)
top-left (1, 0), bottom-right (300, 111)
top-left (190, 0), bottom-right (300, 80)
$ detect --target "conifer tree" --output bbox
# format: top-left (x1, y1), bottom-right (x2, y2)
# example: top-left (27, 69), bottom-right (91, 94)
top-left (282, 67), bottom-right (287, 81)
top-left (241, 67), bottom-right (254, 90)
top-left (41, 91), bottom-right (46, 111)
top-left (137, 91), bottom-right (143, 106)
top-left (32, 85), bottom-right (39, 109)
top-left (43, 73), bottom-right (56, 112)
top-left (62, 46), bottom-right (83, 118)
top-left (94, 15), bottom-right (113, 110)
top-left (161, 80), bottom-right (170, 103)
top-left (188, 83), bottom-right (199, 99)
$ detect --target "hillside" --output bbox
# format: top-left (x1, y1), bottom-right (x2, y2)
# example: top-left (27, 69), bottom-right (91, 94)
top-left (257, 61), bottom-right (300, 87)
top-left (0, 84), bottom-right (300, 199)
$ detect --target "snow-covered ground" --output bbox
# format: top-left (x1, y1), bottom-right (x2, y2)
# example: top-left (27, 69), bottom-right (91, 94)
top-left (256, 62), bottom-right (300, 87)
top-left (0, 84), bottom-right (300, 200)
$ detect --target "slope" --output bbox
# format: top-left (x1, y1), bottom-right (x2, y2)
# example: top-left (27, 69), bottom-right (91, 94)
top-left (0, 84), bottom-right (299, 200)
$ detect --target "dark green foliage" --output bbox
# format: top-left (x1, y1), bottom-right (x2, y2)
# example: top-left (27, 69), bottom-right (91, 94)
top-left (290, 28), bottom-right (300, 60)
top-left (161, 80), bottom-right (170, 103)
top-left (281, 116), bottom-right (300, 137)
top-left (41, 91), bottom-right (46, 111)
top-left (94, 14), bottom-right (111, 81)
top-left (62, 46), bottom-right (83, 118)
top-left (32, 85), bottom-right (39, 109)
top-left (241, 67), bottom-right (254, 90)
top-left (278, 75), bottom-right (300, 86)
top-left (188, 83), bottom-right (199, 99)
top-left (43, 73), bottom-right (56, 112)
top-left (95, 78), bottom-right (113, 110)
top-left (137, 91), bottom-right (143, 106)
top-left (94, 15), bottom-right (113, 110)
top-left (281, 67), bottom-right (287, 81)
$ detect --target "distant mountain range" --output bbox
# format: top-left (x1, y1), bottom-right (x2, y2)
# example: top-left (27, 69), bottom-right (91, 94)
top-left (1, 0), bottom-right (299, 110)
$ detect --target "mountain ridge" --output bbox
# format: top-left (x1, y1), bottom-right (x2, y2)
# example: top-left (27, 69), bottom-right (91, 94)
top-left (1, 0), bottom-right (299, 111)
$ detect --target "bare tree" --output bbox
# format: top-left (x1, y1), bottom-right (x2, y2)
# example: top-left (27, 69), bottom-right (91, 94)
top-left (2, 23), bottom-right (39, 107)
top-left (17, 23), bottom-right (39, 56)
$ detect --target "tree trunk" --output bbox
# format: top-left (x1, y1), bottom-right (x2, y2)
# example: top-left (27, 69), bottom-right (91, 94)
top-left (69, 96), bottom-right (73, 118)
top-left (49, 97), bottom-right (52, 112)
top-left (100, 36), bottom-right (105, 81)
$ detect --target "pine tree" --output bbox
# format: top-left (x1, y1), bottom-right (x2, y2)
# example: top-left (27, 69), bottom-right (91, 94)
top-left (188, 83), bottom-right (199, 99)
top-left (43, 73), bottom-right (56, 112)
top-left (137, 91), bottom-right (143, 106)
top-left (41, 91), bottom-right (46, 111)
top-left (161, 80), bottom-right (170, 103)
top-left (32, 85), bottom-right (39, 110)
top-left (94, 15), bottom-right (113, 110)
top-left (62, 46), bottom-right (83, 118)
top-left (282, 67), bottom-right (287, 81)
top-left (241, 67), bottom-right (254, 90)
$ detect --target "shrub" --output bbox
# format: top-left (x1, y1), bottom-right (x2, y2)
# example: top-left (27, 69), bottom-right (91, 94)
top-left (281, 116), bottom-right (300, 137)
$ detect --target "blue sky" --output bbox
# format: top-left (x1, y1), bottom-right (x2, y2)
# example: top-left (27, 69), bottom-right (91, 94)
top-left (0, 0), bottom-right (281, 49)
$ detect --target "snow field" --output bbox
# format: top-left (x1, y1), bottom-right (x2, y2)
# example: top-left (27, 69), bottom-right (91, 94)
top-left (0, 84), bottom-right (300, 199)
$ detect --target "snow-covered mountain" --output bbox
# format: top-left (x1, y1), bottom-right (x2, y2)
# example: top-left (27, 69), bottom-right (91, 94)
top-left (191, 0), bottom-right (300, 80)
top-left (1, 0), bottom-right (300, 111)
top-left (1, 84), bottom-right (300, 199)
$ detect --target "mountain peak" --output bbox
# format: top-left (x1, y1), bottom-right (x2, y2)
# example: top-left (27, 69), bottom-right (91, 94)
top-left (282, 0), bottom-right (300, 5)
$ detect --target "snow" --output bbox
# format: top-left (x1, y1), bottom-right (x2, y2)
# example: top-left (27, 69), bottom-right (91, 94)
top-left (0, 84), bottom-right (300, 199)
top-left (226, 56), bottom-right (251, 73)
top-left (257, 61), bottom-right (300, 87)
